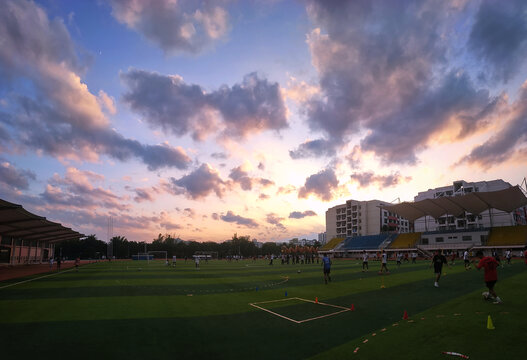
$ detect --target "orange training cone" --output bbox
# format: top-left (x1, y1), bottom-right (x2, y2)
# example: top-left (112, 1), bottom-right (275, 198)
top-left (403, 310), bottom-right (409, 320)
top-left (351, 304), bottom-right (355, 311)
top-left (315, 297), bottom-right (318, 304)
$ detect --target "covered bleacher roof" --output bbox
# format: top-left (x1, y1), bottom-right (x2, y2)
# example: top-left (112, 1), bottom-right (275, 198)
top-left (382, 186), bottom-right (527, 221)
top-left (0, 199), bottom-right (84, 243)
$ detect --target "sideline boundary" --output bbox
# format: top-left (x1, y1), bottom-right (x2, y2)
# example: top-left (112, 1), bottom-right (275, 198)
top-left (0, 268), bottom-right (76, 290)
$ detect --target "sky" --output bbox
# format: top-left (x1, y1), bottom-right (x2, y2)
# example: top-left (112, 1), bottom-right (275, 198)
top-left (0, 0), bottom-right (526, 244)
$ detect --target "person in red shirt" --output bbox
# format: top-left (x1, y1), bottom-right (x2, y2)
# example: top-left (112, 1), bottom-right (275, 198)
top-left (474, 250), bottom-right (502, 304)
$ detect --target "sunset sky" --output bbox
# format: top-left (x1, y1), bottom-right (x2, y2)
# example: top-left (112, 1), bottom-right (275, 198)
top-left (1, 0), bottom-right (526, 243)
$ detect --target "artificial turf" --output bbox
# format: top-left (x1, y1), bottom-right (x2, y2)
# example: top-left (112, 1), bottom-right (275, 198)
top-left (1, 259), bottom-right (525, 359)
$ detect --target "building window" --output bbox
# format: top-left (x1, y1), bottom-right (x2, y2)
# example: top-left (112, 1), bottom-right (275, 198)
top-left (435, 237), bottom-right (444, 243)
top-left (422, 238), bottom-right (429, 245)
top-left (462, 236), bottom-right (472, 241)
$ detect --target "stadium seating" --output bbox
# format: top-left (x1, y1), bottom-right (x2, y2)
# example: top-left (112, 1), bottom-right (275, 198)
top-left (341, 233), bottom-right (392, 250)
top-left (388, 233), bottom-right (421, 249)
top-left (486, 225), bottom-right (527, 246)
top-left (320, 237), bottom-right (345, 251)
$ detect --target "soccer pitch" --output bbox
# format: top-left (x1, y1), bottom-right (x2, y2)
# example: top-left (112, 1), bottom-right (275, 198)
top-left (1, 259), bottom-right (526, 359)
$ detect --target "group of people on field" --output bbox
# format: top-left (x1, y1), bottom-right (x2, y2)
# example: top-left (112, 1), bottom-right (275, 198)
top-left (320, 246), bottom-right (527, 304)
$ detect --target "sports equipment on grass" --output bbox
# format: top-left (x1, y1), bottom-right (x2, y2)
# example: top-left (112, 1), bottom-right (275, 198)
top-left (487, 315), bottom-right (495, 330)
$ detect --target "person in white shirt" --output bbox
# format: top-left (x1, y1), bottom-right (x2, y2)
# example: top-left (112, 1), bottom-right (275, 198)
top-left (362, 251), bottom-right (369, 272)
top-left (463, 250), bottom-right (471, 270)
top-left (379, 250), bottom-right (389, 274)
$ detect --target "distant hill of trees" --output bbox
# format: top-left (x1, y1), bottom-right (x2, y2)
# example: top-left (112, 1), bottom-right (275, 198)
top-left (58, 233), bottom-right (320, 259)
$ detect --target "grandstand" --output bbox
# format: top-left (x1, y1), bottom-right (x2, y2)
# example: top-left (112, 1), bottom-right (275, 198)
top-left (388, 232), bottom-right (421, 249)
top-left (322, 226), bottom-right (527, 257)
top-left (486, 225), bottom-right (527, 247)
top-left (341, 233), bottom-right (393, 251)
top-left (320, 237), bottom-right (345, 251)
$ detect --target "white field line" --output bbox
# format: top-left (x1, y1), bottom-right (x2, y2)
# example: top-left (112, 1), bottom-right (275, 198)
top-left (0, 268), bottom-right (75, 290)
top-left (249, 297), bottom-right (351, 324)
top-left (249, 303), bottom-right (301, 324)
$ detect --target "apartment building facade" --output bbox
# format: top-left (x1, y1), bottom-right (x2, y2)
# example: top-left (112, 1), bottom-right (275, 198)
top-left (326, 199), bottom-right (410, 241)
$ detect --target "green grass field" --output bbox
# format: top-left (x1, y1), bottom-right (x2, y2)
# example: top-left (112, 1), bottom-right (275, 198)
top-left (1, 259), bottom-right (526, 359)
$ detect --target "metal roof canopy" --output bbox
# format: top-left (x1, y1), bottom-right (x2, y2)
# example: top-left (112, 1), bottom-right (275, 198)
top-left (0, 199), bottom-right (84, 243)
top-left (382, 186), bottom-right (527, 222)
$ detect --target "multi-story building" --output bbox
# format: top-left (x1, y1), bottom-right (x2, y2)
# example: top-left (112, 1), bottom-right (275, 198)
top-left (413, 179), bottom-right (526, 231)
top-left (326, 199), bottom-right (410, 241)
top-left (318, 232), bottom-right (327, 245)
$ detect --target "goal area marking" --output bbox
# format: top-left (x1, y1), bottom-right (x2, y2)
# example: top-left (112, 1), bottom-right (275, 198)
top-left (249, 297), bottom-right (350, 324)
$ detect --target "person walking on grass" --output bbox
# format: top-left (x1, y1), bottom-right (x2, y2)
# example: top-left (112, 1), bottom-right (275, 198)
top-left (56, 256), bottom-right (61, 271)
top-left (473, 250), bottom-right (502, 304)
top-left (430, 249), bottom-right (447, 288)
top-left (322, 253), bottom-right (332, 284)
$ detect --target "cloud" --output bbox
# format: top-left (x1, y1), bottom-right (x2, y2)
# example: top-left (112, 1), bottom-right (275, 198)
top-left (41, 167), bottom-right (127, 211)
top-left (266, 213), bottom-right (286, 230)
top-left (121, 69), bottom-right (288, 140)
top-left (211, 152), bottom-right (228, 159)
top-left (468, 0), bottom-right (527, 83)
top-left (183, 208), bottom-right (196, 218)
top-left (457, 81), bottom-right (527, 168)
top-left (211, 212), bottom-right (219, 220)
top-left (0, 0), bottom-right (191, 171)
top-left (229, 165), bottom-right (253, 190)
top-left (259, 193), bottom-right (270, 200)
top-left (0, 158), bottom-right (36, 190)
top-left (289, 138), bottom-right (335, 159)
top-left (132, 186), bottom-right (160, 203)
top-left (298, 168), bottom-right (339, 201)
top-left (350, 171), bottom-right (411, 189)
top-left (220, 210), bottom-right (259, 228)
top-left (98, 90), bottom-right (117, 115)
top-left (277, 185), bottom-right (296, 195)
top-left (301, 0), bottom-right (501, 164)
top-left (289, 210), bottom-right (317, 219)
top-left (169, 163), bottom-right (225, 199)
top-left (109, 0), bottom-right (230, 54)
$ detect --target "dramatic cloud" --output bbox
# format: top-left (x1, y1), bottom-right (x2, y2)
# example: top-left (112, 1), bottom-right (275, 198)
top-left (220, 211), bottom-right (258, 228)
top-left (300, 0), bottom-right (501, 164)
top-left (468, 0), bottom-right (527, 83)
top-left (350, 171), bottom-right (411, 189)
top-left (121, 69), bottom-right (288, 140)
top-left (457, 82), bottom-right (527, 168)
top-left (0, 0), bottom-right (191, 170)
top-left (289, 139), bottom-right (335, 159)
top-left (0, 158), bottom-right (36, 190)
top-left (41, 167), bottom-right (127, 211)
top-left (169, 163), bottom-right (225, 199)
top-left (298, 168), bottom-right (339, 201)
top-left (289, 210), bottom-right (317, 219)
top-left (109, 0), bottom-right (230, 54)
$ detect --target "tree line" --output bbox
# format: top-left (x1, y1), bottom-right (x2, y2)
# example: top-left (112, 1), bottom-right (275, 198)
top-left (57, 233), bottom-right (320, 259)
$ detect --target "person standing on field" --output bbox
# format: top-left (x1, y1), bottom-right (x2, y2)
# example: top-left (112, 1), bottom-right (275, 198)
top-left (322, 253), bottom-right (332, 284)
top-left (380, 250), bottom-right (389, 274)
top-left (362, 250), bottom-right (369, 272)
top-left (430, 249), bottom-right (447, 288)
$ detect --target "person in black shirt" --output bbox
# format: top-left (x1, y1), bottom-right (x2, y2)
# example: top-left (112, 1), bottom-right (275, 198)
top-left (430, 249), bottom-right (447, 288)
